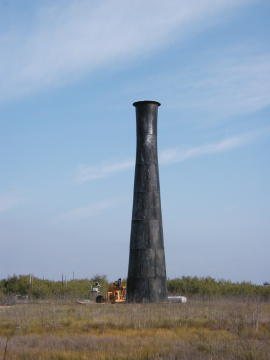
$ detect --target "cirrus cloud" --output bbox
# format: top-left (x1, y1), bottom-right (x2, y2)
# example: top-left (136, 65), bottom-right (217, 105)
top-left (0, 0), bottom-right (254, 102)
top-left (75, 127), bottom-right (268, 183)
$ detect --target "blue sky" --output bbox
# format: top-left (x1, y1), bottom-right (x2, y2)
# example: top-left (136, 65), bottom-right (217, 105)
top-left (0, 0), bottom-right (269, 283)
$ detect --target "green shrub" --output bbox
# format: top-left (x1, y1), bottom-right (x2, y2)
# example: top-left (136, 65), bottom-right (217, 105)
top-left (1, 274), bottom-right (269, 299)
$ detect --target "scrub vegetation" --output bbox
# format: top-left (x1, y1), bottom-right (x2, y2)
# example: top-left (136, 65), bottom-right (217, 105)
top-left (0, 275), bottom-right (270, 359)
top-left (1, 275), bottom-right (270, 300)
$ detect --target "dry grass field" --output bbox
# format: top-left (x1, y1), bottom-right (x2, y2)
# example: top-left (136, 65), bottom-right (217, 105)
top-left (0, 298), bottom-right (269, 360)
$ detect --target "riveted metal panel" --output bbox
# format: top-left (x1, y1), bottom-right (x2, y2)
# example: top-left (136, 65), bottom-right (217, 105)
top-left (134, 164), bottom-right (160, 192)
top-left (132, 191), bottom-right (161, 220)
top-left (136, 136), bottom-right (158, 164)
top-left (130, 220), bottom-right (163, 249)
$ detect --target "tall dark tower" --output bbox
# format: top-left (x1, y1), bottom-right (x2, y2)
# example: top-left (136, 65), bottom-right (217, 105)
top-left (127, 100), bottom-right (167, 303)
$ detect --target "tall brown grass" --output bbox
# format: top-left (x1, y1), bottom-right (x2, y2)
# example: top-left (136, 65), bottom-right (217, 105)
top-left (0, 297), bottom-right (269, 359)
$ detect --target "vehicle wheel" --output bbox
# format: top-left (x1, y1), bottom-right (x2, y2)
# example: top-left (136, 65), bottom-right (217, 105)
top-left (96, 295), bottom-right (105, 303)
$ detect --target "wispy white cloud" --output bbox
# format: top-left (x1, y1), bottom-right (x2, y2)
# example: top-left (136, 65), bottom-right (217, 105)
top-left (159, 127), bottom-right (268, 164)
top-left (76, 127), bottom-right (268, 183)
top-left (0, 0), bottom-right (253, 102)
top-left (0, 191), bottom-right (23, 213)
top-left (59, 200), bottom-right (113, 221)
top-left (76, 160), bottom-right (133, 183)
top-left (171, 54), bottom-right (270, 118)
top-left (128, 50), bottom-right (270, 120)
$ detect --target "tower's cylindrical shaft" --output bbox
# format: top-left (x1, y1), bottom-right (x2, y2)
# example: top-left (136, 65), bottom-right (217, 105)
top-left (127, 100), bottom-right (167, 303)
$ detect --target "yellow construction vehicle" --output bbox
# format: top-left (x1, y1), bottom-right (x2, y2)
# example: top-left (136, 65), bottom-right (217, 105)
top-left (95, 278), bottom-right (126, 304)
top-left (78, 278), bottom-right (187, 304)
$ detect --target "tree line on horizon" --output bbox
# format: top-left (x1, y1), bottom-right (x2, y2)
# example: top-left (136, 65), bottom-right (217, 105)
top-left (0, 274), bottom-right (269, 301)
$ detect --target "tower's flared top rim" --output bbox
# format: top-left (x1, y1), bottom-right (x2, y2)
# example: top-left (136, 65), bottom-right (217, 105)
top-left (133, 100), bottom-right (161, 107)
